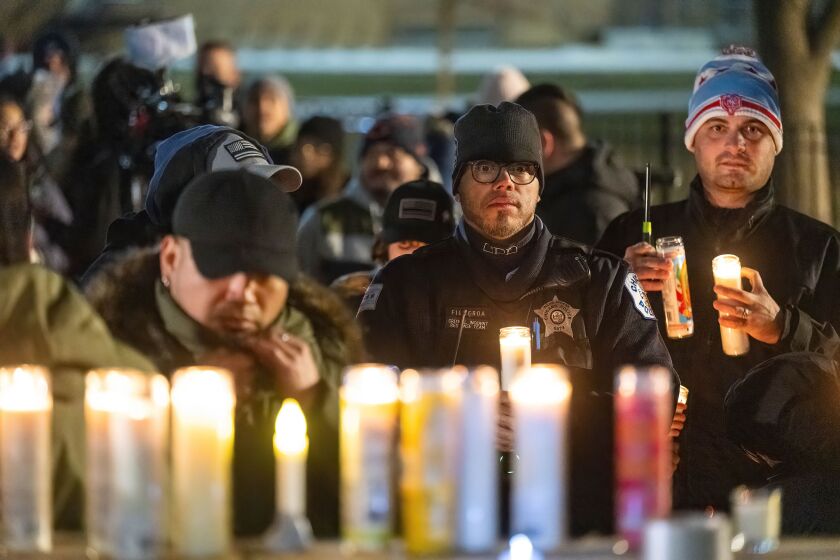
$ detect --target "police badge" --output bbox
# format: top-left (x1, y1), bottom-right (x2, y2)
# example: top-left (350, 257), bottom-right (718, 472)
top-left (534, 296), bottom-right (579, 339)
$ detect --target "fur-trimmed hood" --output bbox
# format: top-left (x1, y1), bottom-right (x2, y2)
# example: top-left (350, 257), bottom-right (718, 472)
top-left (85, 248), bottom-right (364, 374)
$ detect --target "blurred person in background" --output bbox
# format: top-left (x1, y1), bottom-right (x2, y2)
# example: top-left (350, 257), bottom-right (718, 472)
top-left (297, 113), bottom-right (437, 283)
top-left (0, 156), bottom-right (154, 530)
top-left (475, 65), bottom-right (531, 106)
top-left (195, 39), bottom-right (241, 127)
top-left (331, 179), bottom-right (455, 310)
top-left (516, 83), bottom-right (640, 245)
top-left (725, 352), bottom-right (840, 534)
top-left (86, 169), bottom-right (361, 537)
top-left (0, 95), bottom-right (72, 272)
top-left (80, 124), bottom-right (302, 285)
top-left (57, 58), bottom-right (163, 277)
top-left (290, 115), bottom-right (349, 213)
top-left (242, 75), bottom-right (298, 165)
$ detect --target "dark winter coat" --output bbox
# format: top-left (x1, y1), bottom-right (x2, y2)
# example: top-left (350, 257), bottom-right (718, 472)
top-left (538, 141), bottom-right (640, 245)
top-left (725, 352), bottom-right (840, 535)
top-left (597, 177), bottom-right (840, 512)
top-left (358, 220), bottom-right (677, 536)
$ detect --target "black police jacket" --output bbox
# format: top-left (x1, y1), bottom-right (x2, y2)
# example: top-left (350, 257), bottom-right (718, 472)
top-left (358, 220), bottom-right (677, 536)
top-left (597, 176), bottom-right (840, 512)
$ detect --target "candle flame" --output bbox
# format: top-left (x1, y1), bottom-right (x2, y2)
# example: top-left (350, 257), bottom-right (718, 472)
top-left (712, 254), bottom-right (741, 278)
top-left (509, 365), bottom-right (571, 405)
top-left (499, 326), bottom-right (531, 346)
top-left (0, 366), bottom-right (51, 411)
top-left (171, 368), bottom-right (236, 437)
top-left (86, 369), bottom-right (169, 419)
top-left (274, 398), bottom-right (308, 455)
top-left (342, 364), bottom-right (399, 405)
top-left (616, 366), bottom-right (672, 397)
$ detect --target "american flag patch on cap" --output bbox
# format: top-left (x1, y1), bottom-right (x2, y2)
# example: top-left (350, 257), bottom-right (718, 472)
top-left (224, 139), bottom-right (264, 162)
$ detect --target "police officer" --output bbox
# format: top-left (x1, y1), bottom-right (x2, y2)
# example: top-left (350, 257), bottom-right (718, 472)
top-left (358, 102), bottom-right (677, 535)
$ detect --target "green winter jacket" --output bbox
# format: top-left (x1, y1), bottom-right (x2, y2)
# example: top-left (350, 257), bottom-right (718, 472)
top-left (0, 263), bottom-right (155, 529)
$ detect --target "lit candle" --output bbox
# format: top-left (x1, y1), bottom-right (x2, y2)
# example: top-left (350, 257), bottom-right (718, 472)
top-left (615, 366), bottom-right (673, 550)
top-left (84, 369), bottom-right (169, 559)
top-left (712, 254), bottom-right (750, 356)
top-left (399, 368), bottom-right (463, 555)
top-left (499, 327), bottom-right (531, 391)
top-left (510, 364), bottom-right (572, 552)
top-left (456, 366), bottom-right (499, 553)
top-left (263, 398), bottom-right (313, 551)
top-left (171, 367), bottom-right (236, 557)
top-left (0, 365), bottom-right (52, 553)
top-left (340, 364), bottom-right (400, 551)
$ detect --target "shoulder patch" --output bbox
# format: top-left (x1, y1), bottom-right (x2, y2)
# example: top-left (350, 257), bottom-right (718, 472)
top-left (358, 283), bottom-right (383, 312)
top-left (624, 272), bottom-right (656, 320)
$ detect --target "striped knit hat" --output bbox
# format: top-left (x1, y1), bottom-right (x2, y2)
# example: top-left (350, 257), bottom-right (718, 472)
top-left (685, 46), bottom-right (782, 154)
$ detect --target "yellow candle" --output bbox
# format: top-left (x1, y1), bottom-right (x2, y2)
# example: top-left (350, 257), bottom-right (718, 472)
top-left (712, 254), bottom-right (750, 356)
top-left (399, 368), bottom-right (463, 555)
top-left (340, 364), bottom-right (399, 550)
top-left (510, 364), bottom-right (572, 552)
top-left (171, 367), bottom-right (235, 557)
top-left (499, 326), bottom-right (531, 391)
top-left (0, 365), bottom-right (52, 553)
top-left (84, 369), bottom-right (169, 559)
top-left (274, 398), bottom-right (308, 517)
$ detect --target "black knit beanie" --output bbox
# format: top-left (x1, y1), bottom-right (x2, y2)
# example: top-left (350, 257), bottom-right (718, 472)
top-left (451, 102), bottom-right (544, 194)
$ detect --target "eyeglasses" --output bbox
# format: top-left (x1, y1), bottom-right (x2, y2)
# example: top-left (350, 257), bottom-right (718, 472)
top-left (468, 160), bottom-right (538, 185)
top-left (0, 120), bottom-right (32, 139)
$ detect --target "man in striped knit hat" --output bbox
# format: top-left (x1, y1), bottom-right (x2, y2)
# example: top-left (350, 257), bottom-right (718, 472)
top-left (598, 46), bottom-right (840, 514)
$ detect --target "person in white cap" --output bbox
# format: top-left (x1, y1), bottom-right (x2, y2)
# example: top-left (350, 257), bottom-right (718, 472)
top-left (598, 45), bottom-right (840, 514)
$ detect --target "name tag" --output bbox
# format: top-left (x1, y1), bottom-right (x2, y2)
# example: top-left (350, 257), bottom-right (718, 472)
top-left (445, 307), bottom-right (489, 331)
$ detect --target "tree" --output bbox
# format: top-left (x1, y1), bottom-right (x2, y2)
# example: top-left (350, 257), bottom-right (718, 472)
top-left (754, 0), bottom-right (840, 226)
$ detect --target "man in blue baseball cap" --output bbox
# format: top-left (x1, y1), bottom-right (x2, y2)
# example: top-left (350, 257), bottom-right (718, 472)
top-left (81, 124), bottom-right (302, 284)
top-left (598, 46), bottom-right (840, 514)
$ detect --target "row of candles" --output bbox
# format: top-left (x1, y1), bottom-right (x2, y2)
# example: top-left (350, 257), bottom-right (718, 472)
top-left (0, 357), bottom-right (674, 557)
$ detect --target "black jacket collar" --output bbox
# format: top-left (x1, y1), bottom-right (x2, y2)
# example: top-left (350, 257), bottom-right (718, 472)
top-left (687, 175), bottom-right (775, 243)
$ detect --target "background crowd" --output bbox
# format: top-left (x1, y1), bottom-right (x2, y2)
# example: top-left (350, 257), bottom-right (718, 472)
top-left (2, 17), bottom-right (840, 545)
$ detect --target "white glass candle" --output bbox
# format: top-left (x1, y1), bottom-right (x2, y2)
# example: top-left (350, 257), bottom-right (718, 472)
top-left (456, 366), bottom-right (499, 553)
top-left (263, 398), bottom-right (312, 552)
top-left (85, 369), bottom-right (169, 559)
top-left (340, 364), bottom-right (400, 551)
top-left (171, 367), bottom-right (236, 557)
top-left (712, 254), bottom-right (750, 356)
top-left (510, 364), bottom-right (572, 552)
top-left (274, 398), bottom-right (308, 518)
top-left (0, 365), bottom-right (52, 553)
top-left (499, 327), bottom-right (531, 391)
top-left (731, 486), bottom-right (781, 554)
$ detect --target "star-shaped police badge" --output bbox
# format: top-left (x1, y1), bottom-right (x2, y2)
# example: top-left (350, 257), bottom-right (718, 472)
top-left (535, 296), bottom-right (579, 339)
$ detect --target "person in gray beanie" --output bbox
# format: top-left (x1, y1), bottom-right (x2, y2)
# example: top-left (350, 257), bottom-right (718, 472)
top-left (358, 101), bottom-right (678, 537)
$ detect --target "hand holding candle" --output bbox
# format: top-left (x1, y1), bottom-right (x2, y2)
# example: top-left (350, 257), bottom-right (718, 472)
top-left (712, 266), bottom-right (782, 345)
top-left (711, 255), bottom-right (750, 356)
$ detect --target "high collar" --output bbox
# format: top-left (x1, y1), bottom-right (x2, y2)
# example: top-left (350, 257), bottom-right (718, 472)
top-left (687, 175), bottom-right (775, 242)
top-left (455, 217), bottom-right (550, 302)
